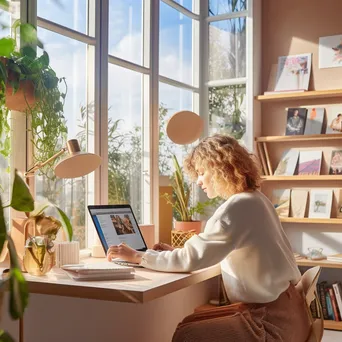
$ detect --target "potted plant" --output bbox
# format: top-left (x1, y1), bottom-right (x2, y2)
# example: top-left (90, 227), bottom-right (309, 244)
top-left (162, 155), bottom-right (219, 234)
top-left (0, 20), bottom-right (68, 170)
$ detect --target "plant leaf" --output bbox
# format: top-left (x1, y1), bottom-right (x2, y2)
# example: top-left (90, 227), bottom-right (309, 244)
top-left (0, 330), bottom-right (15, 342)
top-left (7, 236), bottom-right (29, 320)
top-left (56, 207), bottom-right (73, 241)
top-left (20, 23), bottom-right (38, 45)
top-left (0, 0), bottom-right (9, 11)
top-left (0, 196), bottom-right (7, 256)
top-left (21, 46), bottom-right (36, 59)
top-left (0, 38), bottom-right (15, 57)
top-left (10, 169), bottom-right (34, 212)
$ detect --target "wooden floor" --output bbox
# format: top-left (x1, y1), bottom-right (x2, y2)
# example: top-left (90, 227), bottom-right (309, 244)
top-left (323, 330), bottom-right (342, 341)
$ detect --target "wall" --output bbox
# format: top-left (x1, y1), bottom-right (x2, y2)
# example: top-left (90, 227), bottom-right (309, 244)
top-left (260, 0), bottom-right (342, 278)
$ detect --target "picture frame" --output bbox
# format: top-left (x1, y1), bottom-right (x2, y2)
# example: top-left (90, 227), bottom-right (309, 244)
top-left (308, 189), bottom-right (333, 219)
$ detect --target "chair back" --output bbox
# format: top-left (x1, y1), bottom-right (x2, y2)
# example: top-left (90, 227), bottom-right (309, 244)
top-left (296, 266), bottom-right (324, 342)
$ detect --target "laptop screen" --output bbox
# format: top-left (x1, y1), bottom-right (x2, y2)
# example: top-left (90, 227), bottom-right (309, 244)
top-left (88, 205), bottom-right (148, 252)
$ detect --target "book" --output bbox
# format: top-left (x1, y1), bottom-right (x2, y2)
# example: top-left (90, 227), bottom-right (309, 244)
top-left (285, 108), bottom-right (307, 136)
top-left (61, 262), bottom-right (135, 281)
top-left (325, 105), bottom-right (342, 134)
top-left (329, 287), bottom-right (340, 321)
top-left (290, 189), bottom-right (308, 218)
top-left (271, 189), bottom-right (291, 217)
top-left (332, 282), bottom-right (342, 319)
top-left (274, 53), bottom-right (312, 92)
top-left (274, 149), bottom-right (299, 176)
top-left (304, 108), bottom-right (324, 135)
top-left (325, 288), bottom-right (335, 320)
top-left (329, 150), bottom-right (342, 175)
top-left (308, 189), bottom-right (333, 219)
top-left (318, 281), bottom-right (329, 320)
top-left (327, 254), bottom-right (342, 262)
top-left (337, 189), bottom-right (342, 218)
top-left (298, 150), bottom-right (322, 176)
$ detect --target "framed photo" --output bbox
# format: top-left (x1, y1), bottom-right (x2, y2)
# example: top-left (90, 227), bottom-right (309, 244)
top-left (319, 34), bottom-right (342, 69)
top-left (308, 189), bottom-right (333, 219)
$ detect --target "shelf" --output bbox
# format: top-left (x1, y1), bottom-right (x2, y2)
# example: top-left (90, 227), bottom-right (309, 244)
top-left (280, 217), bottom-right (342, 224)
top-left (261, 175), bottom-right (342, 181)
top-left (324, 320), bottom-right (342, 331)
top-left (255, 133), bottom-right (342, 143)
top-left (296, 259), bottom-right (342, 269)
top-left (255, 89), bottom-right (342, 102)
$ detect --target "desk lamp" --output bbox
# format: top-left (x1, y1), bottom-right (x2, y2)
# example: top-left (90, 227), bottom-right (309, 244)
top-left (25, 139), bottom-right (101, 178)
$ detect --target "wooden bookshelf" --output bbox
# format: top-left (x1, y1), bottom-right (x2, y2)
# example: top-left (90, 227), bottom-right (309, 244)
top-left (255, 133), bottom-right (342, 143)
top-left (280, 217), bottom-right (342, 225)
top-left (296, 258), bottom-right (342, 269)
top-left (261, 175), bottom-right (342, 181)
top-left (324, 320), bottom-right (342, 331)
top-left (255, 89), bottom-right (342, 102)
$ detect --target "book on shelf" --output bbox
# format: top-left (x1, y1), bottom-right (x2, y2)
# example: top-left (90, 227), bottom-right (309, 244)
top-left (308, 189), bottom-right (333, 219)
top-left (318, 281), bottom-right (329, 320)
top-left (271, 189), bottom-right (291, 217)
top-left (273, 149), bottom-right (299, 176)
top-left (329, 287), bottom-right (341, 321)
top-left (274, 53), bottom-right (312, 92)
top-left (285, 108), bottom-right (307, 136)
top-left (304, 108), bottom-right (324, 135)
top-left (290, 189), bottom-right (308, 218)
top-left (298, 150), bottom-right (322, 176)
top-left (332, 282), bottom-right (342, 321)
top-left (329, 150), bottom-right (342, 175)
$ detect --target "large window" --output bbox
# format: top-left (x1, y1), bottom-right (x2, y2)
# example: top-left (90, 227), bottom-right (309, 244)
top-left (3, 0), bottom-right (255, 248)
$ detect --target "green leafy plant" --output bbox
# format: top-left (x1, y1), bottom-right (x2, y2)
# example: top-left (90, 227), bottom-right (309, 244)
top-left (162, 155), bottom-right (219, 222)
top-left (0, 20), bottom-right (67, 169)
top-left (0, 170), bottom-right (33, 341)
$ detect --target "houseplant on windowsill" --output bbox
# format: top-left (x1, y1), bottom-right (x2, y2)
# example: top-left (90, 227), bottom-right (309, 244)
top-left (0, 20), bottom-right (68, 171)
top-left (162, 155), bottom-right (219, 234)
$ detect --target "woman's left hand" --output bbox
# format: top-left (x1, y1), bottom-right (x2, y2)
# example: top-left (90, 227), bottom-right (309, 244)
top-left (106, 243), bottom-right (143, 264)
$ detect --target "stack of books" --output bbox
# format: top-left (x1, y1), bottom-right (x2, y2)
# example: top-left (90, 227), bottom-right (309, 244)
top-left (327, 254), bottom-right (342, 263)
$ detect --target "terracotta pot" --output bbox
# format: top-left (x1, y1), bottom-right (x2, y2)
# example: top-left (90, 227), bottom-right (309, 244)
top-left (5, 80), bottom-right (36, 112)
top-left (174, 221), bottom-right (202, 234)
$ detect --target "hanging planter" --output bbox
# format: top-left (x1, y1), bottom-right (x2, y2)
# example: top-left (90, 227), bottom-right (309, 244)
top-left (5, 79), bottom-right (35, 112)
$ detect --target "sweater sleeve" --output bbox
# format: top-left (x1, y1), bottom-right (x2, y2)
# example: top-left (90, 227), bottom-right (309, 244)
top-left (140, 205), bottom-right (238, 272)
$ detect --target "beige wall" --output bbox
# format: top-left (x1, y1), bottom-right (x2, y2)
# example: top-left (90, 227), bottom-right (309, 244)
top-left (262, 0), bottom-right (342, 92)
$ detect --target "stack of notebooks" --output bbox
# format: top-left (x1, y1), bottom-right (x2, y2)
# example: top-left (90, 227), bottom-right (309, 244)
top-left (327, 254), bottom-right (342, 263)
top-left (61, 262), bottom-right (135, 281)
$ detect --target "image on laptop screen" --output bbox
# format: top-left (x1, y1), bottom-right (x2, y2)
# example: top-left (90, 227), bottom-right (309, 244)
top-left (88, 205), bottom-right (147, 252)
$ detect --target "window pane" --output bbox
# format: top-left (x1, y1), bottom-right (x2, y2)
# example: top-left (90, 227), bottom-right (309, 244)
top-left (209, 18), bottom-right (246, 80)
top-left (160, 1), bottom-right (193, 85)
top-left (109, 0), bottom-right (143, 65)
top-left (35, 28), bottom-right (89, 249)
top-left (209, 0), bottom-right (247, 16)
top-left (108, 65), bottom-right (143, 222)
top-left (209, 84), bottom-right (246, 141)
top-left (172, 0), bottom-right (197, 13)
top-left (159, 82), bottom-right (193, 176)
top-left (37, 0), bottom-right (88, 35)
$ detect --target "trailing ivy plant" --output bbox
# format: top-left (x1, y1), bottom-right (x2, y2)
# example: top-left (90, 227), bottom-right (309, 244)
top-left (0, 20), bottom-right (68, 172)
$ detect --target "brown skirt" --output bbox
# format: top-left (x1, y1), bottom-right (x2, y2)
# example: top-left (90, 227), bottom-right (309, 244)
top-left (172, 284), bottom-right (311, 342)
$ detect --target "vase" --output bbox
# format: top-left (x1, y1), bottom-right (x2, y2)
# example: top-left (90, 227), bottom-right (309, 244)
top-left (174, 221), bottom-right (202, 234)
top-left (23, 235), bottom-right (56, 276)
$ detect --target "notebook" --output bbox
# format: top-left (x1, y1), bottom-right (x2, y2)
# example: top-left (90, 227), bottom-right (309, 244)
top-left (88, 204), bottom-right (148, 267)
top-left (62, 263), bottom-right (135, 281)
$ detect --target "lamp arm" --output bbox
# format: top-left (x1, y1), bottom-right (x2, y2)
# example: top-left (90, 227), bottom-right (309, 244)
top-left (25, 147), bottom-right (67, 177)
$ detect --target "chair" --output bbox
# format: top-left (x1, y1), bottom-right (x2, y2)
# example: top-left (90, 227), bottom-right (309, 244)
top-left (295, 266), bottom-right (324, 342)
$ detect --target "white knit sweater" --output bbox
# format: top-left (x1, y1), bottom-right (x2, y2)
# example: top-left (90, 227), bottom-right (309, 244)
top-left (140, 190), bottom-right (301, 304)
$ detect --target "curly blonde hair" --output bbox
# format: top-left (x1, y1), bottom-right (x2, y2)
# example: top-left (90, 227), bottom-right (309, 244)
top-left (183, 134), bottom-right (261, 199)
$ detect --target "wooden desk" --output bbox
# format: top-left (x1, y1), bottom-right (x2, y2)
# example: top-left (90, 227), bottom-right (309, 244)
top-left (3, 258), bottom-right (221, 342)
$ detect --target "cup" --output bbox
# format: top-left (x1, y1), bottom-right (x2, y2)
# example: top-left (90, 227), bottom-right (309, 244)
top-left (55, 241), bottom-right (80, 267)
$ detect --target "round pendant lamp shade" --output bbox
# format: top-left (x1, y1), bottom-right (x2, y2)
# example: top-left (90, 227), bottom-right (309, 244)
top-left (54, 139), bottom-right (101, 178)
top-left (166, 110), bottom-right (204, 145)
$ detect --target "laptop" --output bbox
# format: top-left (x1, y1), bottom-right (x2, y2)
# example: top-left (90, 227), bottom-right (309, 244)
top-left (88, 204), bottom-right (148, 267)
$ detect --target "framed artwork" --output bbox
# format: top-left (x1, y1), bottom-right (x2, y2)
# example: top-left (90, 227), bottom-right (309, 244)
top-left (329, 150), bottom-right (342, 175)
top-left (290, 189), bottom-right (308, 218)
top-left (274, 149), bottom-right (299, 176)
top-left (303, 108), bottom-right (324, 135)
top-left (272, 189), bottom-right (291, 217)
top-left (298, 150), bottom-right (322, 176)
top-left (319, 34), bottom-right (342, 69)
top-left (285, 108), bottom-right (307, 136)
top-left (308, 189), bottom-right (333, 219)
top-left (325, 105), bottom-right (342, 134)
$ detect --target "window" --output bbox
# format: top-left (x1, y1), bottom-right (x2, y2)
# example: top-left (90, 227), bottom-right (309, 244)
top-left (7, 0), bottom-right (255, 248)
top-left (207, 1), bottom-right (249, 146)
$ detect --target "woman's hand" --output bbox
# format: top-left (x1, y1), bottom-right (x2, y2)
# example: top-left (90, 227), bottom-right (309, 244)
top-left (152, 242), bottom-right (175, 251)
top-left (107, 243), bottom-right (144, 264)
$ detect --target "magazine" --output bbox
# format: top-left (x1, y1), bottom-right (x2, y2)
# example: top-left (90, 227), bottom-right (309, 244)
top-left (275, 53), bottom-right (312, 92)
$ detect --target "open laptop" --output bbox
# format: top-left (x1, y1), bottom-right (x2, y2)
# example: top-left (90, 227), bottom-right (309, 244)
top-left (88, 204), bottom-right (148, 267)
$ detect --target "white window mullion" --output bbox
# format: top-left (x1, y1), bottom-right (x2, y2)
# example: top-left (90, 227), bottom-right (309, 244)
top-left (161, 0), bottom-right (200, 20)
top-left (208, 77), bottom-right (247, 87)
top-left (206, 10), bottom-right (248, 23)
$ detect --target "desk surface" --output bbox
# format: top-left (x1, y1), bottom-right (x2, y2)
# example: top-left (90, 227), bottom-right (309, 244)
top-left (3, 258), bottom-right (221, 303)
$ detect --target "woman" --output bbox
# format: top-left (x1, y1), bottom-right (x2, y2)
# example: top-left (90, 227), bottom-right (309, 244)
top-left (107, 134), bottom-right (310, 341)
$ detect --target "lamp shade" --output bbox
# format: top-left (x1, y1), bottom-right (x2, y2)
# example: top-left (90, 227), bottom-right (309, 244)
top-left (54, 139), bottom-right (101, 178)
top-left (166, 110), bottom-right (204, 145)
